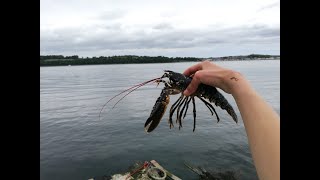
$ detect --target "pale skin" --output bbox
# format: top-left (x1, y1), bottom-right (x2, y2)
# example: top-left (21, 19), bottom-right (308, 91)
top-left (183, 60), bottom-right (280, 180)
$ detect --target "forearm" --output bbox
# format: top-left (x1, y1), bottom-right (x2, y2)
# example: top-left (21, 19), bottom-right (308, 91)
top-left (183, 61), bottom-right (280, 179)
top-left (232, 80), bottom-right (280, 180)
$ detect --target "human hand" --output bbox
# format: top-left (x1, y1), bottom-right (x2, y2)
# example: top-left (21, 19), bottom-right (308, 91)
top-left (183, 60), bottom-right (245, 96)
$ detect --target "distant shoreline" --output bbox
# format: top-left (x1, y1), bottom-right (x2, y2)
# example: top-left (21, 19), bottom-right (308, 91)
top-left (40, 54), bottom-right (280, 67)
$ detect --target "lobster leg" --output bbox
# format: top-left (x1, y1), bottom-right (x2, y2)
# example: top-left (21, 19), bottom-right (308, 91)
top-left (168, 94), bottom-right (183, 129)
top-left (183, 97), bottom-right (192, 119)
top-left (178, 96), bottom-right (189, 129)
top-left (170, 94), bottom-right (183, 113)
top-left (168, 94), bottom-right (184, 128)
top-left (192, 97), bottom-right (196, 132)
top-left (198, 96), bottom-right (220, 123)
top-left (199, 97), bottom-right (214, 116)
top-left (204, 87), bottom-right (238, 123)
top-left (176, 96), bottom-right (187, 125)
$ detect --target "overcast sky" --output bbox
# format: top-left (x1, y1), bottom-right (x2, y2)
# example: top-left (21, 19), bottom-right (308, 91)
top-left (40, 0), bottom-right (280, 57)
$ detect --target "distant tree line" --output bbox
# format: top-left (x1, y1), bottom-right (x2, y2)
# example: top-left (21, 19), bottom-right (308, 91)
top-left (40, 54), bottom-right (279, 66)
top-left (40, 55), bottom-right (200, 66)
top-left (247, 54), bottom-right (274, 58)
top-left (214, 54), bottom-right (280, 60)
top-left (40, 55), bottom-right (79, 60)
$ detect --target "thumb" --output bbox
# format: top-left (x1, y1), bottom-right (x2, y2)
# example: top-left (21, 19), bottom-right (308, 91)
top-left (183, 71), bottom-right (202, 96)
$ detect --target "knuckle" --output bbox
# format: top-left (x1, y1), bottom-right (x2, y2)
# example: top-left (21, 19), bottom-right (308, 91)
top-left (194, 71), bottom-right (202, 80)
top-left (202, 60), bottom-right (217, 69)
top-left (230, 70), bottom-right (241, 77)
top-left (203, 59), bottom-right (211, 63)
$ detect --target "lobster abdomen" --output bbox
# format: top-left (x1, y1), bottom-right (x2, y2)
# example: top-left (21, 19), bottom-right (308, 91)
top-left (196, 84), bottom-right (238, 123)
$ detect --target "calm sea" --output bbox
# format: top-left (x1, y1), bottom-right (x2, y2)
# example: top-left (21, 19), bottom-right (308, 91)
top-left (40, 60), bottom-right (280, 180)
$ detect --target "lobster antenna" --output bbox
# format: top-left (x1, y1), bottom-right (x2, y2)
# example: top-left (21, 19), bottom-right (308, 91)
top-left (111, 81), bottom-right (152, 109)
top-left (99, 77), bottom-right (161, 120)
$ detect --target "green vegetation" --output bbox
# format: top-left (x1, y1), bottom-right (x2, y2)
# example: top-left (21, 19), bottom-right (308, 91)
top-left (214, 54), bottom-right (280, 61)
top-left (40, 54), bottom-right (279, 66)
top-left (40, 55), bottom-right (200, 66)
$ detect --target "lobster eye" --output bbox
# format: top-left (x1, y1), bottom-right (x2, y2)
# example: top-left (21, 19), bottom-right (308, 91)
top-left (162, 72), bottom-right (170, 78)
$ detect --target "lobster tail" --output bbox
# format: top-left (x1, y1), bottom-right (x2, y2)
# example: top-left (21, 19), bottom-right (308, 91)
top-left (226, 107), bottom-right (238, 123)
top-left (214, 91), bottom-right (238, 123)
top-left (199, 85), bottom-right (238, 123)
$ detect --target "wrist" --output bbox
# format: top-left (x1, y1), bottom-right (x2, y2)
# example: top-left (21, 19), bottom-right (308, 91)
top-left (229, 76), bottom-right (256, 99)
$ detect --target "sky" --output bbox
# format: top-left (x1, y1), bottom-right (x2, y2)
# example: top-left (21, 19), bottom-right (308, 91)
top-left (40, 0), bottom-right (280, 57)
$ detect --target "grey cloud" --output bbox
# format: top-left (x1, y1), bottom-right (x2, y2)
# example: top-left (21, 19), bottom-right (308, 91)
top-left (40, 23), bottom-right (279, 55)
top-left (258, 1), bottom-right (280, 11)
top-left (96, 10), bottom-right (127, 21)
top-left (152, 23), bottom-right (173, 30)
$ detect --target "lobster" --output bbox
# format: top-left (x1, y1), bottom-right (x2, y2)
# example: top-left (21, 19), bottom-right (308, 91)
top-left (99, 70), bottom-right (238, 133)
